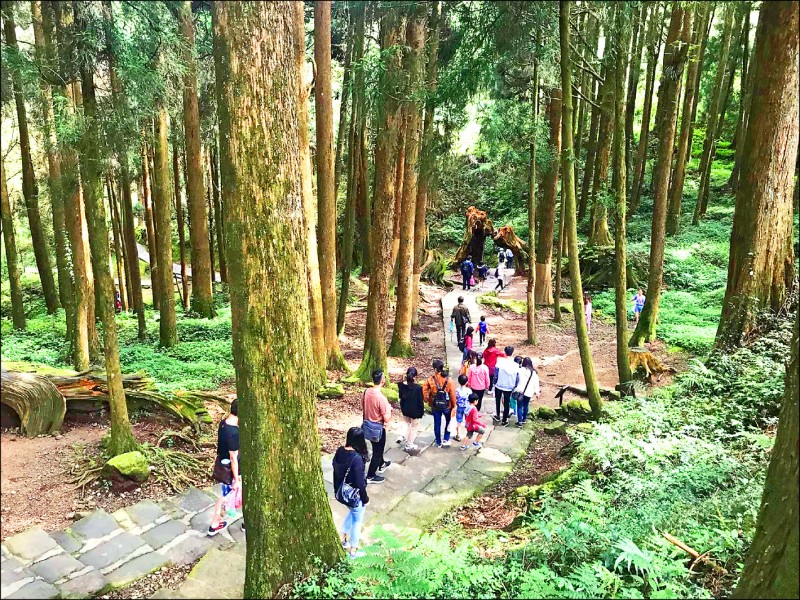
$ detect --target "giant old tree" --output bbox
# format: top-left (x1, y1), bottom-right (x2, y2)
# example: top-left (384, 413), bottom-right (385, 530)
top-left (213, 3), bottom-right (342, 595)
top-left (715, 1), bottom-right (798, 350)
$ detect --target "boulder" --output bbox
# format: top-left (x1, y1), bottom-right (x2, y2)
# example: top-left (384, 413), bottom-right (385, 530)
top-left (536, 406), bottom-right (557, 420)
top-left (543, 421), bottom-right (567, 435)
top-left (575, 423), bottom-right (594, 434)
top-left (564, 399), bottom-right (592, 418)
top-left (317, 383), bottom-right (345, 400)
top-left (104, 451), bottom-right (150, 483)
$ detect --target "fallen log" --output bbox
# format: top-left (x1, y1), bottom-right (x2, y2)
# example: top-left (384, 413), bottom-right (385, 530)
top-left (660, 531), bottom-right (728, 575)
top-left (1, 370), bottom-right (66, 437)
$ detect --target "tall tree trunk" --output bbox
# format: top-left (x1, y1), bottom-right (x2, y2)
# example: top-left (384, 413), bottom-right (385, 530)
top-left (142, 143), bottom-right (160, 310)
top-left (687, 5), bottom-right (715, 165)
top-left (337, 104), bottom-right (358, 336)
top-left (173, 145), bottom-right (189, 311)
top-left (209, 145), bottom-right (227, 284)
top-left (152, 107), bottom-right (178, 348)
top-left (314, 0), bottom-right (346, 369)
top-left (1, 157), bottom-right (26, 329)
top-left (574, 15), bottom-right (598, 168)
top-left (728, 4), bottom-right (755, 192)
top-left (578, 76), bottom-right (600, 222)
top-left (559, 0), bottom-right (602, 420)
top-left (612, 3), bottom-right (632, 386)
top-left (333, 9), bottom-right (353, 202)
top-left (413, 0), bottom-right (440, 326)
top-left (588, 62), bottom-right (614, 248)
top-left (526, 66), bottom-right (539, 345)
top-left (693, 4), bottom-right (736, 224)
top-left (3, 8), bottom-right (59, 313)
top-left (175, 0), bottom-right (214, 318)
top-left (206, 159), bottom-right (216, 287)
top-left (625, 3), bottom-right (648, 190)
top-left (666, 2), bottom-right (708, 235)
top-left (213, 4), bottom-right (343, 595)
top-left (553, 188), bottom-right (566, 323)
top-left (390, 7), bottom-right (426, 357)
top-left (76, 33), bottom-right (138, 456)
top-left (734, 302), bottom-right (798, 598)
top-left (630, 3), bottom-right (693, 347)
top-left (353, 3), bottom-right (372, 276)
top-left (629, 5), bottom-right (663, 215)
top-left (535, 89), bottom-right (561, 304)
top-left (355, 8), bottom-right (404, 381)
top-left (715, 2), bottom-right (798, 350)
top-left (390, 125), bottom-right (406, 274)
top-left (31, 0), bottom-right (72, 328)
top-left (107, 178), bottom-right (128, 312)
top-left (120, 164), bottom-right (146, 339)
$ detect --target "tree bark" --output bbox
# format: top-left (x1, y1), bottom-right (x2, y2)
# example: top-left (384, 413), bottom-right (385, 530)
top-left (390, 125), bottom-right (406, 274)
top-left (106, 178), bottom-right (128, 312)
top-left (333, 9), bottom-right (353, 203)
top-left (687, 4), bottom-right (715, 166)
top-left (588, 65), bottom-right (613, 247)
top-left (527, 67), bottom-right (539, 345)
top-left (314, 0), bottom-right (346, 369)
top-left (666, 2), bottom-right (708, 236)
top-left (553, 179), bottom-right (566, 324)
top-left (142, 143), bottom-right (160, 310)
top-left (120, 164), bottom-right (145, 339)
top-left (559, 0), bottom-right (602, 420)
top-left (574, 15), bottom-right (598, 169)
top-left (728, 3), bottom-right (755, 193)
top-left (715, 1), bottom-right (798, 350)
top-left (625, 3), bottom-right (647, 190)
top-left (1, 157), bottom-right (26, 329)
top-left (578, 76), bottom-right (600, 222)
top-left (355, 8), bottom-right (404, 381)
top-left (734, 303), bottom-right (799, 598)
top-left (534, 89), bottom-right (561, 304)
top-left (3, 8), bottom-right (59, 313)
top-left (213, 4), bottom-right (343, 595)
top-left (353, 4), bottom-right (372, 276)
top-left (693, 4), bottom-right (736, 224)
top-left (209, 145), bottom-right (227, 284)
top-left (206, 155), bottom-right (216, 286)
top-left (630, 3), bottom-right (692, 347)
top-left (629, 5), bottom-right (663, 215)
top-left (152, 108), bottom-right (178, 347)
top-left (173, 145), bottom-right (189, 311)
top-left (76, 32), bottom-right (138, 457)
top-left (390, 8), bottom-right (426, 358)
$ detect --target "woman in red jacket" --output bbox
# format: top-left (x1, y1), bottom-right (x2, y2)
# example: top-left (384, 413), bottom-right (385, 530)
top-left (482, 339), bottom-right (504, 392)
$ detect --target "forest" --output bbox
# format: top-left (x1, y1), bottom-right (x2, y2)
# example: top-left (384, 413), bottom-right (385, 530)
top-left (0, 1), bottom-right (798, 599)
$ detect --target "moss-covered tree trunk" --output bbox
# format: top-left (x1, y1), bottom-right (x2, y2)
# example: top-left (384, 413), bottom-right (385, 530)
top-left (666, 2), bottom-right (708, 236)
top-left (120, 164), bottom-right (145, 339)
top-left (715, 2), bottom-right (798, 350)
top-left (559, 0), bottom-right (602, 421)
top-left (588, 66), bottom-right (613, 247)
top-left (693, 4), bottom-right (735, 224)
top-left (686, 5), bottom-right (714, 166)
top-left (413, 1), bottom-right (440, 327)
top-left (209, 145), bottom-right (227, 284)
top-left (629, 6), bottom-right (663, 215)
top-left (630, 3), bottom-right (692, 347)
top-left (353, 5), bottom-right (372, 277)
top-left (355, 8), bottom-right (404, 381)
top-left (625, 3), bottom-right (647, 191)
top-left (1, 157), bottom-right (25, 330)
top-left (107, 178), bottom-right (128, 312)
top-left (390, 126), bottom-right (406, 276)
top-left (612, 3), bottom-right (632, 386)
top-left (333, 11), bottom-right (353, 204)
top-left (526, 67), bottom-right (539, 345)
top-left (3, 8), bottom-right (59, 313)
top-left (173, 146), bottom-right (189, 311)
top-left (152, 108), bottom-right (178, 347)
top-left (553, 183), bottom-right (566, 324)
top-left (141, 143), bottom-right (160, 310)
top-left (390, 7), bottom-right (426, 358)
top-left (314, 1), bottom-right (346, 369)
top-left (574, 15), bottom-right (597, 170)
top-left (578, 79), bottom-right (600, 222)
top-left (728, 4), bottom-right (755, 194)
top-left (213, 4), bottom-right (344, 596)
top-left (76, 47), bottom-right (138, 457)
top-left (535, 89), bottom-right (561, 305)
top-left (734, 305), bottom-right (799, 598)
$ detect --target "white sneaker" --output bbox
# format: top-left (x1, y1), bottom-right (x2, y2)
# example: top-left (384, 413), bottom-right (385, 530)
top-left (441, 440), bottom-right (451, 447)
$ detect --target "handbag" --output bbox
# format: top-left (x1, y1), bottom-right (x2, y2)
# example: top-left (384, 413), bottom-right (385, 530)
top-left (335, 455), bottom-right (362, 508)
top-left (212, 457), bottom-right (233, 485)
top-left (470, 276), bottom-right (476, 286)
top-left (361, 390), bottom-right (384, 442)
top-left (510, 369), bottom-right (535, 410)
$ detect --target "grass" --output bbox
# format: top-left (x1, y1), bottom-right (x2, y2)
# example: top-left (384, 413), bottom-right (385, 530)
top-left (477, 290), bottom-right (527, 314)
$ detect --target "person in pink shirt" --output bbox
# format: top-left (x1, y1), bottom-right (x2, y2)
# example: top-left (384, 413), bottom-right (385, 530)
top-left (462, 326), bottom-right (474, 361)
top-left (482, 339), bottom-right (504, 391)
top-left (362, 370), bottom-right (393, 483)
top-left (466, 355), bottom-right (490, 411)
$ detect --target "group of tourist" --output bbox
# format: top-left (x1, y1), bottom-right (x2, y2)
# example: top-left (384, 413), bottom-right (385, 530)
top-left (459, 247), bottom-right (515, 293)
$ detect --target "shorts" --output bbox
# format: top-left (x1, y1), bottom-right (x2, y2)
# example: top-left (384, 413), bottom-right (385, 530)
top-left (222, 483), bottom-right (234, 497)
top-left (456, 407), bottom-right (466, 423)
top-left (634, 305), bottom-right (643, 313)
top-left (467, 427), bottom-right (486, 438)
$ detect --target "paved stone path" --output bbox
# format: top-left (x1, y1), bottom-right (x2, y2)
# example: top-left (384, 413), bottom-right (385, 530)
top-left (1, 285), bottom-right (536, 599)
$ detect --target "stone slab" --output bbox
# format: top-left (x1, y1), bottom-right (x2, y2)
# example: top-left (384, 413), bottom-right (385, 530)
top-left (188, 507), bottom-right (216, 533)
top-left (124, 501), bottom-right (167, 528)
top-left (79, 532), bottom-right (146, 571)
top-left (160, 535), bottom-right (213, 566)
top-left (175, 488), bottom-right (215, 515)
top-left (70, 510), bottom-right (120, 541)
top-left (104, 552), bottom-right (167, 589)
top-left (181, 548), bottom-right (245, 599)
top-left (149, 588), bottom-right (187, 599)
top-left (227, 521), bottom-right (245, 544)
top-left (57, 569), bottom-right (109, 599)
top-left (5, 579), bottom-right (60, 599)
top-left (49, 531), bottom-right (82, 555)
top-left (4, 527), bottom-right (59, 561)
top-left (31, 553), bottom-right (85, 583)
top-left (142, 520), bottom-right (188, 550)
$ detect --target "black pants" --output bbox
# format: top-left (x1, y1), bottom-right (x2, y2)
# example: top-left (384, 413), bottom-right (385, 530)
top-left (462, 274), bottom-right (471, 290)
top-left (474, 388), bottom-right (485, 411)
top-left (367, 428), bottom-right (386, 478)
top-left (479, 331), bottom-right (486, 345)
top-left (495, 388), bottom-right (512, 424)
top-left (455, 321), bottom-right (466, 343)
top-left (495, 278), bottom-right (504, 291)
top-left (507, 259), bottom-right (513, 271)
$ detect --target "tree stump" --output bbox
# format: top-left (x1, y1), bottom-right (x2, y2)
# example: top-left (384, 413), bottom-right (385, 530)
top-left (454, 206), bottom-right (495, 265)
top-left (493, 225), bottom-right (529, 274)
top-left (629, 347), bottom-right (666, 381)
top-left (0, 370), bottom-right (66, 437)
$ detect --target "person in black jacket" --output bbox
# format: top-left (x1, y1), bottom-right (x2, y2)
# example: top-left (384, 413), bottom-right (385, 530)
top-left (332, 427), bottom-right (370, 559)
top-left (397, 367), bottom-right (425, 454)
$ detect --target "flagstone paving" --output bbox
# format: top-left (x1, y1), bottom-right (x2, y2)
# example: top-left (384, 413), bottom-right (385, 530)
top-left (1, 287), bottom-right (537, 599)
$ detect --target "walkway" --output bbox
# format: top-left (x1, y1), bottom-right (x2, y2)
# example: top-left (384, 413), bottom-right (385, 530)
top-left (0, 285), bottom-right (537, 600)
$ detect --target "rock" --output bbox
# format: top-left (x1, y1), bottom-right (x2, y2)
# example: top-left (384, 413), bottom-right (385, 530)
top-left (564, 399), bottom-right (592, 418)
top-left (5, 578), bottom-right (59, 599)
top-left (79, 532), bottom-right (145, 570)
top-left (317, 383), bottom-right (345, 400)
top-left (49, 531), bottom-right (82, 554)
top-left (104, 552), bottom-right (167, 589)
top-left (160, 535), bottom-right (213, 566)
top-left (536, 406), bottom-right (557, 420)
top-left (31, 553), bottom-right (85, 583)
top-left (104, 451), bottom-right (150, 483)
top-left (142, 521), bottom-right (187, 550)
top-left (4, 527), bottom-right (59, 561)
top-left (124, 501), bottom-right (166, 529)
top-left (575, 423), bottom-right (594, 434)
top-left (57, 570), bottom-right (109, 599)
top-left (70, 510), bottom-right (119, 541)
top-left (543, 421), bottom-right (567, 435)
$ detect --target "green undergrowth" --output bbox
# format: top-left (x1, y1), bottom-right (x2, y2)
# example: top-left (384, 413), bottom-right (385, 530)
top-left (477, 290), bottom-right (527, 314)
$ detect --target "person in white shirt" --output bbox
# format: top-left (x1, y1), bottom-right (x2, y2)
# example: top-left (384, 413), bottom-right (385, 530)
top-left (514, 357), bottom-right (540, 427)
top-left (492, 346), bottom-right (520, 426)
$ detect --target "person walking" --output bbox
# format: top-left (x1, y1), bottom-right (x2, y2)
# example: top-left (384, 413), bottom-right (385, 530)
top-left (513, 357), bottom-right (540, 426)
top-left (361, 370), bottom-right (392, 483)
top-left (462, 326), bottom-right (475, 361)
top-left (332, 427), bottom-right (370, 559)
top-left (493, 346), bottom-right (520, 426)
top-left (460, 255), bottom-right (475, 291)
top-left (476, 262), bottom-right (489, 288)
top-left (505, 248), bottom-right (514, 271)
top-left (497, 247), bottom-right (505, 267)
top-left (482, 339), bottom-right (503, 393)
top-left (397, 367), bottom-right (425, 454)
top-left (583, 293), bottom-right (593, 334)
top-left (467, 354), bottom-right (490, 412)
top-left (478, 316), bottom-right (488, 346)
top-left (209, 399), bottom-right (240, 536)
top-left (450, 296), bottom-right (471, 344)
top-left (454, 374), bottom-right (472, 441)
top-left (461, 394), bottom-right (487, 450)
top-left (494, 264), bottom-right (506, 292)
top-left (632, 289), bottom-right (646, 325)
top-left (422, 359), bottom-right (457, 448)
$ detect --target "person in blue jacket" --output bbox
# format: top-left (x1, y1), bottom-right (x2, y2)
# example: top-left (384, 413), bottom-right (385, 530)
top-left (460, 255), bottom-right (475, 290)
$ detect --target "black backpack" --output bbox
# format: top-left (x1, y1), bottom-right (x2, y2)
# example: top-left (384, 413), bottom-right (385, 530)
top-left (458, 338), bottom-right (466, 352)
top-left (433, 376), bottom-right (450, 411)
top-left (460, 260), bottom-right (471, 275)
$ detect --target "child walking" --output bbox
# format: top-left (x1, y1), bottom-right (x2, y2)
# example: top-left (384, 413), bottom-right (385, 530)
top-left (461, 394), bottom-right (487, 450)
top-left (478, 316), bottom-right (488, 346)
top-left (632, 289), bottom-right (646, 324)
top-left (462, 326), bottom-right (474, 361)
top-left (454, 374), bottom-right (472, 441)
top-left (397, 367), bottom-right (425, 454)
top-left (584, 293), bottom-right (593, 334)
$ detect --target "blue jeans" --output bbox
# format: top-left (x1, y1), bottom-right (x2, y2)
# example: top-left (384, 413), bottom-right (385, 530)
top-left (432, 408), bottom-right (452, 445)
top-left (516, 395), bottom-right (531, 423)
top-left (342, 502), bottom-right (365, 549)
